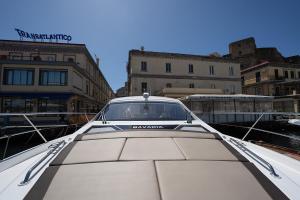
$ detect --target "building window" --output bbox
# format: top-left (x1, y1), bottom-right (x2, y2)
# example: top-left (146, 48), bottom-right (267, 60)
top-left (166, 63), bottom-right (171, 73)
top-left (166, 83), bottom-right (172, 88)
top-left (47, 56), bottom-right (55, 61)
top-left (298, 71), bottom-right (300, 78)
top-left (255, 87), bottom-right (261, 95)
top-left (274, 69), bottom-right (279, 79)
top-left (230, 85), bottom-right (235, 94)
top-left (189, 83), bottom-right (194, 88)
top-left (284, 71), bottom-right (288, 78)
top-left (241, 76), bottom-right (245, 86)
top-left (285, 88), bottom-right (289, 95)
top-left (2, 98), bottom-right (33, 113)
top-left (38, 99), bottom-right (67, 112)
top-left (39, 70), bottom-right (67, 86)
top-left (275, 87), bottom-right (280, 95)
top-left (11, 55), bottom-right (22, 60)
top-left (141, 82), bottom-right (147, 93)
top-left (86, 81), bottom-right (89, 94)
top-left (0, 55), bottom-right (7, 60)
top-left (290, 71), bottom-right (295, 79)
top-left (188, 64), bottom-right (193, 73)
top-left (255, 72), bottom-right (261, 82)
top-left (229, 66), bottom-right (234, 76)
top-left (209, 65), bottom-right (214, 75)
top-left (141, 61), bottom-right (147, 72)
top-left (3, 68), bottom-right (34, 85)
top-left (33, 56), bottom-right (42, 61)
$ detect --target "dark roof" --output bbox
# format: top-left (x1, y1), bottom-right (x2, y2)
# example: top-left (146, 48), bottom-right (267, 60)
top-left (129, 50), bottom-right (240, 63)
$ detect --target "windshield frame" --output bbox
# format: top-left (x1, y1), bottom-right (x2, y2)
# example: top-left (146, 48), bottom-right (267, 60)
top-left (97, 101), bottom-right (193, 121)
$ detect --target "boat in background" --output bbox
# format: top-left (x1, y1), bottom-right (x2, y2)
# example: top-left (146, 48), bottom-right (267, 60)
top-left (289, 119), bottom-right (300, 126)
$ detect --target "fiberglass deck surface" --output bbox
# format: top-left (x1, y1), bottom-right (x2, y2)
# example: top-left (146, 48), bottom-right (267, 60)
top-left (25, 130), bottom-right (288, 200)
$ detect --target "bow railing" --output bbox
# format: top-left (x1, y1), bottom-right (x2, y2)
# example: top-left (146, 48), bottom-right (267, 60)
top-left (0, 112), bottom-right (96, 160)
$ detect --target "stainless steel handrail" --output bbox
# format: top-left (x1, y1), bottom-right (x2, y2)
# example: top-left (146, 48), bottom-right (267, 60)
top-left (229, 138), bottom-right (280, 178)
top-left (242, 113), bottom-right (264, 140)
top-left (0, 124), bottom-right (83, 139)
top-left (19, 140), bottom-right (66, 186)
top-left (0, 112), bottom-right (97, 116)
top-left (23, 114), bottom-right (47, 142)
top-left (194, 111), bottom-right (300, 115)
top-left (218, 123), bottom-right (300, 141)
top-left (0, 112), bottom-right (96, 159)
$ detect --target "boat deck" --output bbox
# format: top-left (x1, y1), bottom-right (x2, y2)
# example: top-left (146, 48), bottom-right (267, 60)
top-left (24, 130), bottom-right (287, 200)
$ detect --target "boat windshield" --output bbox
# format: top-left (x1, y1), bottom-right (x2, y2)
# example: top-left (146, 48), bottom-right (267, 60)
top-left (99, 102), bottom-right (189, 121)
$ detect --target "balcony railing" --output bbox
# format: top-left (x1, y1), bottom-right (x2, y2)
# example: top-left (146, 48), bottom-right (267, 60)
top-left (0, 55), bottom-right (76, 63)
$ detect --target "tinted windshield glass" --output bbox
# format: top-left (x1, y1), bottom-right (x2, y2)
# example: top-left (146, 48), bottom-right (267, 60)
top-left (100, 102), bottom-right (188, 121)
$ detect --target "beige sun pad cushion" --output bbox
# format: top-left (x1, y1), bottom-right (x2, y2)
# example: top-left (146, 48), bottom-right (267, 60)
top-left (174, 138), bottom-right (245, 161)
top-left (156, 160), bottom-right (273, 200)
top-left (78, 130), bottom-right (217, 141)
top-left (25, 161), bottom-right (160, 200)
top-left (51, 138), bottom-right (125, 165)
top-left (120, 138), bottom-right (185, 160)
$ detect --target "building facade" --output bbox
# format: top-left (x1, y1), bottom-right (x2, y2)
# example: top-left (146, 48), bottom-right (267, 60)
top-left (241, 61), bottom-right (300, 112)
top-left (127, 50), bottom-right (241, 97)
top-left (116, 82), bottom-right (128, 97)
top-left (0, 40), bottom-right (114, 113)
top-left (228, 37), bottom-right (299, 70)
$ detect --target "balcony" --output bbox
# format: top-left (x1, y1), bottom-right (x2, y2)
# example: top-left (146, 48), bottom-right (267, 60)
top-left (0, 55), bottom-right (88, 78)
top-left (269, 76), bottom-right (285, 81)
top-left (0, 55), bottom-right (77, 66)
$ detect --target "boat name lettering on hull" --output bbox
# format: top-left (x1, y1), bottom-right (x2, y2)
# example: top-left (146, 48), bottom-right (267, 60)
top-left (132, 125), bottom-right (164, 129)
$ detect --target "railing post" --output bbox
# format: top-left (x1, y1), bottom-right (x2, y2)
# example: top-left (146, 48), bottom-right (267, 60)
top-left (23, 114), bottom-right (47, 143)
top-left (242, 113), bottom-right (264, 141)
top-left (2, 136), bottom-right (10, 159)
top-left (84, 113), bottom-right (89, 122)
top-left (234, 99), bottom-right (237, 123)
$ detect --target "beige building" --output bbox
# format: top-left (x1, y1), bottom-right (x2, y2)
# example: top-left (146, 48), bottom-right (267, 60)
top-left (241, 61), bottom-right (300, 112)
top-left (0, 40), bottom-right (114, 113)
top-left (127, 50), bottom-right (241, 97)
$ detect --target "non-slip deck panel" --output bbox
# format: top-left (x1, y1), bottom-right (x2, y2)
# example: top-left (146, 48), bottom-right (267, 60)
top-left (52, 135), bottom-right (245, 166)
top-left (25, 160), bottom-right (288, 200)
top-left (155, 160), bottom-right (287, 200)
top-left (75, 130), bottom-right (221, 141)
top-left (120, 138), bottom-right (185, 160)
top-left (174, 138), bottom-right (248, 161)
top-left (25, 161), bottom-right (161, 200)
top-left (26, 130), bottom-right (288, 199)
top-left (51, 138), bottom-right (125, 165)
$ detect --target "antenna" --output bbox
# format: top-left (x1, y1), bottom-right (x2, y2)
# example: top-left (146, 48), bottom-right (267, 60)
top-left (143, 92), bottom-right (149, 101)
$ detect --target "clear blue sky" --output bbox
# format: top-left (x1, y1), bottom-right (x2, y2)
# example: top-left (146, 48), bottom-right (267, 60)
top-left (1, 0), bottom-right (299, 91)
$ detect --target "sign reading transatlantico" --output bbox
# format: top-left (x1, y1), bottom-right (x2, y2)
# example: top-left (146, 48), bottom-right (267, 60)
top-left (15, 28), bottom-right (72, 42)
